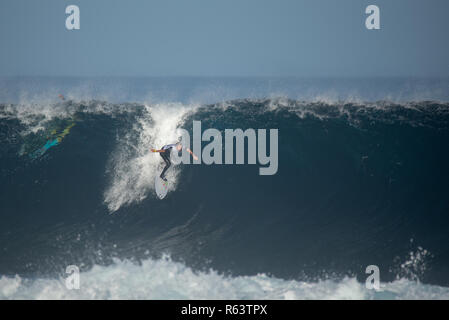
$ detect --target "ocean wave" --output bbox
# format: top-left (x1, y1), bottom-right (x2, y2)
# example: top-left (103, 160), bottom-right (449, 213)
top-left (1, 97), bottom-right (449, 289)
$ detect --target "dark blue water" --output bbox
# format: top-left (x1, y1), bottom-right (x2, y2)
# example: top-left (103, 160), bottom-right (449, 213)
top-left (0, 77), bottom-right (449, 299)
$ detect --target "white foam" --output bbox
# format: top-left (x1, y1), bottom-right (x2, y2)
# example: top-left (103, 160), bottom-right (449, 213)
top-left (103, 103), bottom-right (198, 212)
top-left (1, 256), bottom-right (448, 300)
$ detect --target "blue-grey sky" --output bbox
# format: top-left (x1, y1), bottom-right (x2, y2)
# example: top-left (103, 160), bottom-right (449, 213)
top-left (1, 0), bottom-right (448, 77)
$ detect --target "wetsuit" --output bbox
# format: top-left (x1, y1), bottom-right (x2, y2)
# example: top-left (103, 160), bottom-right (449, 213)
top-left (160, 144), bottom-right (178, 181)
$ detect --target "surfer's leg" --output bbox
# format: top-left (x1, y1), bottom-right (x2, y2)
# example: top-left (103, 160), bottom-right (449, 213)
top-left (160, 164), bottom-right (170, 181)
top-left (160, 153), bottom-right (171, 180)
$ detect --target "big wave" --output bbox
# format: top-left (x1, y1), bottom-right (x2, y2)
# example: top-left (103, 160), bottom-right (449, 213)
top-left (1, 97), bottom-right (449, 298)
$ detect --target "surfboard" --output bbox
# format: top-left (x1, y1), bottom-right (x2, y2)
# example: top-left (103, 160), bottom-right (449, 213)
top-left (155, 176), bottom-right (169, 199)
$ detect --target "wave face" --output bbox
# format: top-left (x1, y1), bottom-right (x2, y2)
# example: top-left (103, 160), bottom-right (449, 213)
top-left (1, 94), bottom-right (449, 299)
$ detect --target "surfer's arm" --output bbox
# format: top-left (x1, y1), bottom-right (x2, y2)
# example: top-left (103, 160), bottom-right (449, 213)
top-left (151, 149), bottom-right (165, 153)
top-left (186, 148), bottom-right (198, 161)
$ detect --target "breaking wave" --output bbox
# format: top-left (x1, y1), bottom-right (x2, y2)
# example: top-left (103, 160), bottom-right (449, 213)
top-left (1, 96), bottom-right (449, 299)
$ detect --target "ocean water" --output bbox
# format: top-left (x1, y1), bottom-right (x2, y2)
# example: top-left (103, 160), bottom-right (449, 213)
top-left (0, 77), bottom-right (449, 299)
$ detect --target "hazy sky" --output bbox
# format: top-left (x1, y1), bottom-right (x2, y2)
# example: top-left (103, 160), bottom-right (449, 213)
top-left (1, 0), bottom-right (448, 77)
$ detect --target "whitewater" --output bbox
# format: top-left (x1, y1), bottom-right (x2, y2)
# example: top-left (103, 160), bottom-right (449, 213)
top-left (2, 255), bottom-right (449, 300)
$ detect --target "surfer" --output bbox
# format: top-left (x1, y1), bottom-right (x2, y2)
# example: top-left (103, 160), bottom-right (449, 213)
top-left (28, 122), bottom-right (76, 159)
top-left (152, 142), bottom-right (198, 181)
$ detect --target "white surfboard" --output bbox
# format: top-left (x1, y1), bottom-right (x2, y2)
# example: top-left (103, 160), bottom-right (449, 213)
top-left (155, 176), bottom-right (169, 199)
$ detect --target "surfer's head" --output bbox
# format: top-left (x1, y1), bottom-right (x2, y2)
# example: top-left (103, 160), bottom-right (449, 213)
top-left (175, 142), bottom-right (182, 151)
